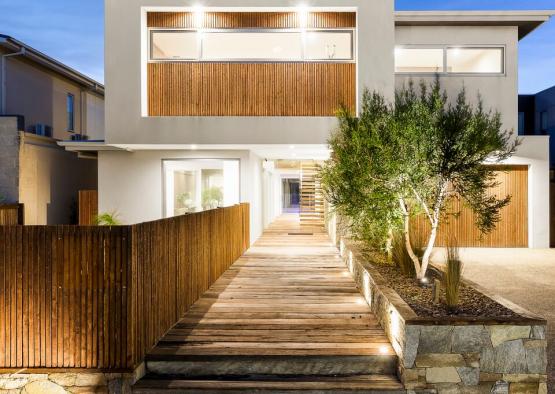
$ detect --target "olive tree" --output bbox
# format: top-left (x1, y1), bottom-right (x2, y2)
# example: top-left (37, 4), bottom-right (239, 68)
top-left (322, 81), bottom-right (518, 280)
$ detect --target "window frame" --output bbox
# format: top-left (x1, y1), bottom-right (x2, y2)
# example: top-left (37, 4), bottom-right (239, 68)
top-left (162, 158), bottom-right (242, 218)
top-left (148, 27), bottom-right (356, 63)
top-left (395, 44), bottom-right (506, 76)
top-left (150, 29), bottom-right (200, 61)
top-left (66, 93), bottom-right (75, 132)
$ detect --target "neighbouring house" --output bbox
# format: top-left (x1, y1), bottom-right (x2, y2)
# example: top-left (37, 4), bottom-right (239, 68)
top-left (0, 34), bottom-right (104, 224)
top-left (61, 1), bottom-right (552, 248)
top-left (519, 85), bottom-right (555, 246)
top-left (519, 85), bottom-right (555, 169)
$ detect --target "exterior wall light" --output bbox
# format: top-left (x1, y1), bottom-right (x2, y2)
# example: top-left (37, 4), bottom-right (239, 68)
top-left (297, 5), bottom-right (309, 29)
top-left (193, 6), bottom-right (204, 28)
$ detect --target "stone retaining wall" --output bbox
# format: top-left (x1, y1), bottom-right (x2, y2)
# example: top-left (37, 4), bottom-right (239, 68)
top-left (328, 213), bottom-right (548, 393)
top-left (0, 365), bottom-right (144, 394)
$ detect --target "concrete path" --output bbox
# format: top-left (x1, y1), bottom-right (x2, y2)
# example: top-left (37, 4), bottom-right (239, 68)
top-left (433, 248), bottom-right (555, 390)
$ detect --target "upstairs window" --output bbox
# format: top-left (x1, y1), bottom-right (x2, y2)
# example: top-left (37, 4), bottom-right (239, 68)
top-left (149, 29), bottom-right (354, 62)
top-left (151, 31), bottom-right (199, 60)
top-left (395, 46), bottom-right (505, 75)
top-left (446, 47), bottom-right (504, 74)
top-left (202, 32), bottom-right (303, 60)
top-left (66, 94), bottom-right (75, 132)
top-left (394, 48), bottom-right (444, 73)
top-left (305, 31), bottom-right (353, 60)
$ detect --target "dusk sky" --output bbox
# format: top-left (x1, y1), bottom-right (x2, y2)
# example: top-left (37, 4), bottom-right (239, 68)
top-left (0, 0), bottom-right (553, 93)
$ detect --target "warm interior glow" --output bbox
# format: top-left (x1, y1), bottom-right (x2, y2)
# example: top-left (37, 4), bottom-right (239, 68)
top-left (447, 47), bottom-right (503, 73)
top-left (395, 47), bottom-right (444, 73)
top-left (164, 159), bottom-right (240, 217)
top-left (151, 31), bottom-right (198, 60)
top-left (203, 32), bottom-right (303, 60)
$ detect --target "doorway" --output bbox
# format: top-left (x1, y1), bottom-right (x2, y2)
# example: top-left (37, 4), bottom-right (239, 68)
top-left (282, 178), bottom-right (300, 213)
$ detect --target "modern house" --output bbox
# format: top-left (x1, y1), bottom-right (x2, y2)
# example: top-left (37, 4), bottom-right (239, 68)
top-left (519, 85), bottom-right (555, 169)
top-left (0, 35), bottom-right (104, 224)
top-left (63, 1), bottom-right (553, 248)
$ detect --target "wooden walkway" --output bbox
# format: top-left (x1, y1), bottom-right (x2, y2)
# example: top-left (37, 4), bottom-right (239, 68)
top-left (135, 214), bottom-right (402, 392)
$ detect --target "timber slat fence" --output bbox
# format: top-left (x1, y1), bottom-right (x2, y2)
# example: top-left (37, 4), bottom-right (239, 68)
top-left (0, 203), bottom-right (250, 370)
top-left (0, 204), bottom-right (24, 225)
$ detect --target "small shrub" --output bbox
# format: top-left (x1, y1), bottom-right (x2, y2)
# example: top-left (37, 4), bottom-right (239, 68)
top-left (444, 241), bottom-right (464, 309)
top-left (94, 212), bottom-right (121, 226)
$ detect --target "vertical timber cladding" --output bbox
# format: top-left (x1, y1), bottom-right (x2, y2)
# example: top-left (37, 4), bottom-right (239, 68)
top-left (147, 12), bottom-right (357, 116)
top-left (412, 165), bottom-right (529, 248)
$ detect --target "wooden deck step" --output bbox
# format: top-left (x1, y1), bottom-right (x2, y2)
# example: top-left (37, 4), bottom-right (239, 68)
top-left (133, 374), bottom-right (405, 393)
top-left (146, 354), bottom-right (397, 377)
top-left (133, 214), bottom-right (401, 392)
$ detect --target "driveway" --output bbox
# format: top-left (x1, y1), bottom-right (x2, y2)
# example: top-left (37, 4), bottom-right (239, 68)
top-left (432, 248), bottom-right (555, 390)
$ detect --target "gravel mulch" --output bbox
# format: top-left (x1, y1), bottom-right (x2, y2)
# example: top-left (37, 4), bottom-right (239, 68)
top-left (364, 255), bottom-right (519, 319)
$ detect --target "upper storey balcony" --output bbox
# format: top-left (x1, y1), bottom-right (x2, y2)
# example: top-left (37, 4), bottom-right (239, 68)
top-left (145, 9), bottom-right (357, 117)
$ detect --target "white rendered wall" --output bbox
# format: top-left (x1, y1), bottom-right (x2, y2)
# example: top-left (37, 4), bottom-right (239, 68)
top-left (502, 136), bottom-right (550, 248)
top-left (104, 0), bottom-right (395, 145)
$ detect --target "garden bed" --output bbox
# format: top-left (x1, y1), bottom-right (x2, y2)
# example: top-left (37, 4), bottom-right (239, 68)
top-left (362, 250), bottom-right (519, 319)
top-left (329, 215), bottom-right (548, 393)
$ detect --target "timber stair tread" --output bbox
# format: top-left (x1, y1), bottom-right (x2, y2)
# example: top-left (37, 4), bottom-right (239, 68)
top-left (134, 214), bottom-right (399, 392)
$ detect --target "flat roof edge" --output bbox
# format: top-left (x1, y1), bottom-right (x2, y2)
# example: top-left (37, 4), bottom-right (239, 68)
top-left (395, 10), bottom-right (554, 39)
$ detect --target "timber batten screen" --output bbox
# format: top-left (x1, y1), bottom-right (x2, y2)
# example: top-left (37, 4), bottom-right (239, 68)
top-left (146, 11), bottom-right (357, 117)
top-left (147, 62), bottom-right (356, 117)
top-left (411, 166), bottom-right (528, 248)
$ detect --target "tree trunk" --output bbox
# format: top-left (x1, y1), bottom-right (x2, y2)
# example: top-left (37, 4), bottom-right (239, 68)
top-left (420, 183), bottom-right (447, 279)
top-left (420, 218), bottom-right (439, 279)
top-left (399, 198), bottom-right (421, 277)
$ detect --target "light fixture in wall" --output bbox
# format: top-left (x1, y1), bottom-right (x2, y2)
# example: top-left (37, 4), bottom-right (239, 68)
top-left (297, 5), bottom-right (309, 29)
top-left (193, 5), bottom-right (205, 28)
top-left (190, 144), bottom-right (198, 150)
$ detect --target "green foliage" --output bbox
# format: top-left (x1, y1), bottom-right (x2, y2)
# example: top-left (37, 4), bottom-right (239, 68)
top-left (321, 79), bottom-right (518, 279)
top-left (444, 241), bottom-right (464, 309)
top-left (321, 92), bottom-right (402, 248)
top-left (202, 187), bottom-right (223, 209)
top-left (94, 212), bottom-right (121, 226)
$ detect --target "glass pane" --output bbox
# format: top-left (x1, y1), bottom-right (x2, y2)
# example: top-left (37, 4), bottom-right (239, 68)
top-left (202, 32), bottom-right (303, 60)
top-left (395, 48), bottom-right (444, 73)
top-left (151, 31), bottom-right (198, 60)
top-left (164, 160), bottom-right (240, 217)
top-left (447, 47), bottom-right (503, 73)
top-left (305, 31), bottom-right (353, 60)
top-left (67, 94), bottom-right (74, 131)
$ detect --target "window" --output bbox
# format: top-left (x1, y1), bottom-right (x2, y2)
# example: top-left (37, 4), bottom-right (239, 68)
top-left (163, 159), bottom-right (240, 217)
top-left (395, 48), bottom-right (444, 73)
top-left (203, 32), bottom-right (303, 60)
top-left (395, 46), bottom-right (505, 74)
top-left (305, 31), bottom-right (353, 60)
top-left (66, 94), bottom-right (75, 132)
top-left (149, 29), bottom-right (354, 62)
top-left (446, 47), bottom-right (504, 74)
top-left (540, 111), bottom-right (548, 132)
top-left (151, 30), bottom-right (199, 60)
